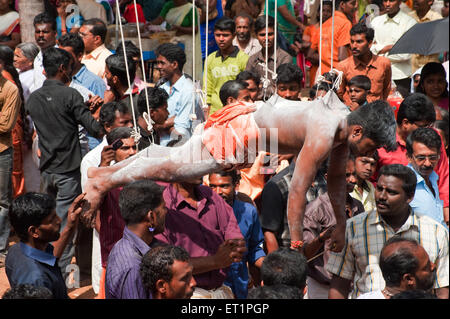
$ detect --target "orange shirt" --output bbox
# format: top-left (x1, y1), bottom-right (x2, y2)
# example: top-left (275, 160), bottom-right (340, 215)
top-left (311, 11), bottom-right (352, 75)
top-left (336, 54), bottom-right (392, 105)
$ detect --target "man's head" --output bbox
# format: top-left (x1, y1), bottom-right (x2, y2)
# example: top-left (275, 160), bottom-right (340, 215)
top-left (346, 155), bottom-right (358, 193)
top-left (319, 0), bottom-right (334, 23)
top-left (209, 170), bottom-right (240, 206)
top-left (234, 13), bottom-right (253, 44)
top-left (254, 15), bottom-right (275, 50)
top-left (347, 75), bottom-right (371, 110)
top-left (276, 63), bottom-right (303, 100)
top-left (247, 284), bottom-right (304, 299)
top-left (261, 247), bottom-right (307, 295)
top-left (219, 80), bottom-right (252, 106)
top-left (349, 23), bottom-right (374, 59)
top-left (375, 164), bottom-right (417, 216)
top-left (2, 284), bottom-right (53, 299)
top-left (382, 0), bottom-right (402, 16)
top-left (42, 47), bottom-right (74, 84)
top-left (9, 193), bottom-right (61, 244)
top-left (236, 70), bottom-right (261, 101)
top-left (106, 127), bottom-right (138, 163)
top-left (137, 87), bottom-right (169, 125)
top-left (99, 101), bottom-right (133, 134)
top-left (380, 237), bottom-right (436, 292)
top-left (105, 54), bottom-right (136, 91)
top-left (214, 17), bottom-right (236, 52)
top-left (33, 12), bottom-right (57, 50)
top-left (347, 100), bottom-right (397, 155)
top-left (397, 93), bottom-right (436, 137)
top-left (337, 0), bottom-right (358, 19)
top-left (155, 43), bottom-right (186, 81)
top-left (118, 180), bottom-right (167, 233)
top-left (406, 127), bottom-right (441, 179)
top-left (79, 18), bottom-right (107, 54)
top-left (354, 152), bottom-right (378, 184)
top-left (57, 33), bottom-right (85, 74)
top-left (140, 245), bottom-right (196, 299)
top-left (413, 0), bottom-right (434, 14)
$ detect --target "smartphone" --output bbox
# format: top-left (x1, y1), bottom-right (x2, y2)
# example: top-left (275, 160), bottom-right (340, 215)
top-left (111, 139), bottom-right (123, 150)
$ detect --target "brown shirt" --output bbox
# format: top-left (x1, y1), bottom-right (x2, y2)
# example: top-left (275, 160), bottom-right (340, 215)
top-left (337, 54), bottom-right (392, 106)
top-left (303, 192), bottom-right (365, 285)
top-left (0, 76), bottom-right (20, 153)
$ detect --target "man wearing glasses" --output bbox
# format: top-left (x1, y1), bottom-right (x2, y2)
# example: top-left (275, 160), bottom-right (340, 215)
top-left (406, 127), bottom-right (447, 227)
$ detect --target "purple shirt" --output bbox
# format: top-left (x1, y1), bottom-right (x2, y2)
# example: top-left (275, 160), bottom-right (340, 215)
top-left (155, 183), bottom-right (243, 290)
top-left (105, 227), bottom-right (161, 299)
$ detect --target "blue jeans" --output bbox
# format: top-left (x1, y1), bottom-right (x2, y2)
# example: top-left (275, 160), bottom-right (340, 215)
top-left (0, 147), bottom-right (13, 255)
top-left (40, 169), bottom-right (82, 279)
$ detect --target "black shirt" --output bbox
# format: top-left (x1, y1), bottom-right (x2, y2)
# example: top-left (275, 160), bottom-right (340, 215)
top-left (25, 79), bottom-right (102, 173)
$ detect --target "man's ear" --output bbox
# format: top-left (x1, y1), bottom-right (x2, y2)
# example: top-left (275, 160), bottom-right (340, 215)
top-left (351, 125), bottom-right (363, 139)
top-left (403, 273), bottom-right (416, 289)
top-left (155, 279), bottom-right (167, 295)
top-left (28, 225), bottom-right (39, 240)
top-left (226, 97), bottom-right (236, 106)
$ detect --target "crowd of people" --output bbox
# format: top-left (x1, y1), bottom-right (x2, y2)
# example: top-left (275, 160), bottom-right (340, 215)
top-left (0, 0), bottom-right (448, 301)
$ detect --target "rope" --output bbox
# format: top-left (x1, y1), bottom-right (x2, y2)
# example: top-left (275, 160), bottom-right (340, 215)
top-left (115, 0), bottom-right (141, 144)
top-left (318, 0), bottom-right (323, 79)
top-left (190, 0), bottom-right (197, 122)
top-left (273, 0), bottom-right (277, 80)
top-left (330, 0), bottom-right (335, 71)
top-left (203, 0), bottom-right (209, 114)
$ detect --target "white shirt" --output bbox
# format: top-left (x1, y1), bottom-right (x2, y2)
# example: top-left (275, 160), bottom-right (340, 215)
top-left (18, 69), bottom-right (34, 102)
top-left (232, 37), bottom-right (262, 57)
top-left (370, 11), bottom-right (417, 80)
top-left (357, 290), bottom-right (386, 299)
top-left (80, 137), bottom-right (107, 191)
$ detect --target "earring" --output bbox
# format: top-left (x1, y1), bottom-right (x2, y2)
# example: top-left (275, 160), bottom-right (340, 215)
top-left (148, 226), bottom-right (155, 232)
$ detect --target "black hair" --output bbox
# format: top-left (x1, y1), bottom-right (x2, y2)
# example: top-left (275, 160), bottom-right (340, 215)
top-left (209, 169), bottom-right (241, 185)
top-left (118, 180), bottom-right (166, 225)
top-left (58, 32), bottom-right (85, 57)
top-left (406, 127), bottom-right (442, 156)
top-left (396, 93), bottom-right (436, 125)
top-left (105, 54), bottom-right (136, 86)
top-left (247, 284), bottom-right (303, 299)
top-left (115, 40), bottom-right (140, 60)
top-left (433, 119), bottom-right (449, 157)
top-left (236, 70), bottom-right (261, 86)
top-left (390, 289), bottom-right (438, 299)
top-left (140, 245), bottom-right (190, 295)
top-left (155, 42), bottom-right (186, 71)
top-left (106, 126), bottom-right (133, 145)
top-left (254, 15), bottom-right (275, 34)
top-left (33, 12), bottom-right (57, 31)
top-left (379, 237), bottom-right (421, 287)
top-left (309, 84), bottom-right (318, 99)
top-left (276, 63), bottom-right (303, 86)
top-left (261, 247), bottom-right (308, 290)
top-left (378, 164), bottom-right (417, 197)
top-left (42, 47), bottom-right (72, 78)
top-left (81, 18), bottom-right (107, 43)
top-left (214, 16), bottom-right (236, 33)
top-left (0, 44), bottom-right (24, 116)
top-left (417, 62), bottom-right (449, 98)
top-left (9, 192), bottom-right (56, 242)
top-left (219, 79), bottom-right (248, 106)
top-left (336, 0), bottom-right (355, 9)
top-left (347, 100), bottom-right (397, 151)
top-left (2, 284), bottom-right (53, 299)
top-left (137, 87), bottom-right (169, 116)
top-left (349, 23), bottom-right (375, 42)
top-left (348, 75), bottom-right (371, 91)
top-left (99, 101), bottom-right (130, 129)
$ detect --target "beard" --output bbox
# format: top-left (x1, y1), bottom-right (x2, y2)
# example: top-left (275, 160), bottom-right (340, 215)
top-left (237, 32), bottom-right (251, 42)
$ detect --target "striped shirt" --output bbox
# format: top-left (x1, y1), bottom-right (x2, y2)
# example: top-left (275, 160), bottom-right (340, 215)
top-left (326, 208), bottom-right (449, 299)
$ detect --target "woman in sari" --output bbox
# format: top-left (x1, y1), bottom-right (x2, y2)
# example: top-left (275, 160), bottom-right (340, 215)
top-left (149, 0), bottom-right (202, 82)
top-left (0, 0), bottom-right (20, 49)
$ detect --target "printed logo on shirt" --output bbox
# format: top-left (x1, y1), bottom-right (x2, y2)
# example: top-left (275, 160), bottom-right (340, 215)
top-left (212, 65), bottom-right (240, 78)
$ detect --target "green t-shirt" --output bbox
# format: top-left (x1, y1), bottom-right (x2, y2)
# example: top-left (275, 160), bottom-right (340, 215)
top-left (160, 1), bottom-right (199, 27)
top-left (264, 0), bottom-right (297, 41)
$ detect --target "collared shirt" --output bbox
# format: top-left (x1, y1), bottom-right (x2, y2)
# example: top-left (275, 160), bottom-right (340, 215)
top-left (81, 44), bottom-right (113, 79)
top-left (0, 76), bottom-right (20, 153)
top-left (375, 130), bottom-right (449, 207)
top-left (303, 193), bottom-right (365, 286)
top-left (311, 11), bottom-right (352, 75)
top-left (105, 227), bottom-right (161, 299)
top-left (370, 11), bottom-right (417, 80)
top-left (159, 74), bottom-right (205, 146)
top-left (337, 54), bottom-right (392, 105)
top-left (326, 208), bottom-right (449, 298)
top-left (245, 48), bottom-right (292, 99)
top-left (5, 242), bottom-right (68, 299)
top-left (409, 9), bottom-right (443, 72)
top-left (155, 183), bottom-right (243, 290)
top-left (204, 46), bottom-right (249, 114)
top-left (232, 37), bottom-right (262, 57)
top-left (30, 44), bottom-right (58, 93)
top-left (408, 163), bottom-right (445, 227)
top-left (350, 180), bottom-right (377, 213)
top-left (80, 137), bottom-right (107, 191)
top-left (224, 199), bottom-right (266, 299)
top-left (25, 79), bottom-right (102, 173)
top-left (72, 64), bottom-right (106, 98)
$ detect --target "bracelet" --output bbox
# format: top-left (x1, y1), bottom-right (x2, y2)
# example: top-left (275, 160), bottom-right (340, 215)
top-left (290, 240), bottom-right (304, 250)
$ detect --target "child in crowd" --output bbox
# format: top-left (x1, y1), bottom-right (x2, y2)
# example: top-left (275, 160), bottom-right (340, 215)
top-left (347, 75), bottom-right (371, 111)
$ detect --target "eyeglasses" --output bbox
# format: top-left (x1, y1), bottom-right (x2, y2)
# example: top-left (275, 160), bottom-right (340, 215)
top-left (412, 154), bottom-right (440, 162)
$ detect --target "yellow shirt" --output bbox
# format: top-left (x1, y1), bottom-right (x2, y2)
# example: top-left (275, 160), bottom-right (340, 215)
top-left (350, 181), bottom-right (376, 213)
top-left (81, 44), bottom-right (113, 79)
